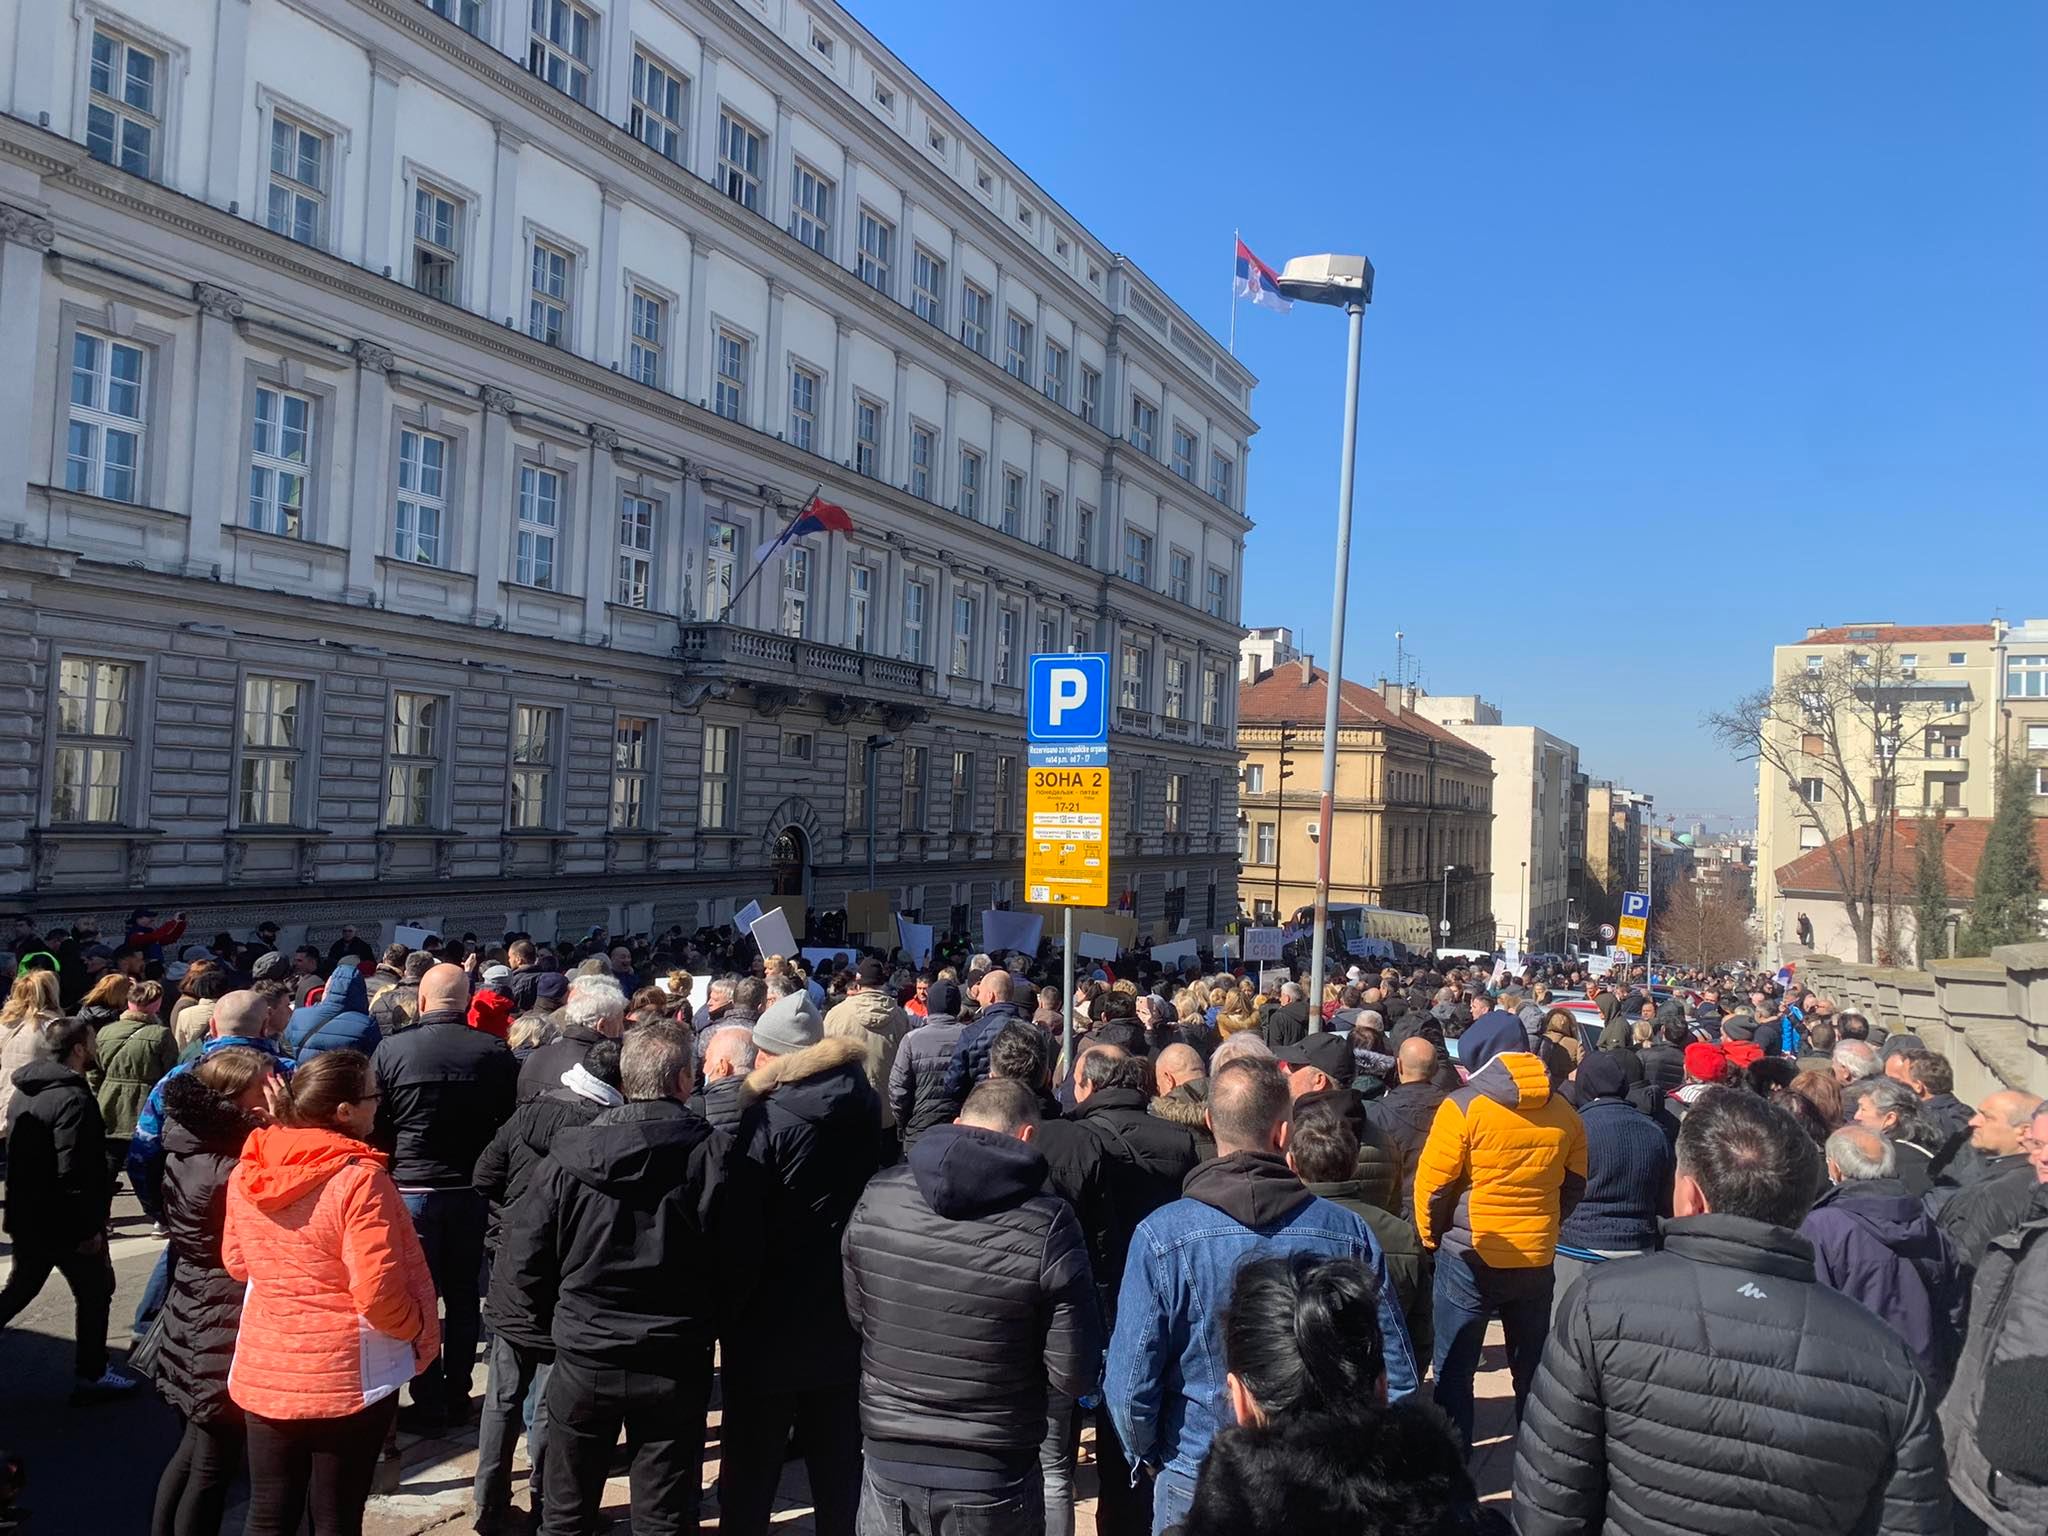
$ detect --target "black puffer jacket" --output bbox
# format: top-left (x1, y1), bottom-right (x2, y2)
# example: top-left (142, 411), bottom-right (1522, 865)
top-left (492, 1098), bottom-right (764, 1367)
top-left (1942, 1183), bottom-right (2048, 1535)
top-left (888, 1012), bottom-right (966, 1150)
top-left (154, 1071), bottom-right (263, 1422)
top-left (1038, 1086), bottom-right (1197, 1320)
top-left (3, 1059), bottom-right (111, 1246)
top-left (843, 1122), bottom-right (1099, 1468)
top-left (516, 1023), bottom-right (609, 1103)
top-left (474, 1079), bottom-right (614, 1254)
top-left (370, 1011), bottom-right (518, 1188)
top-left (1363, 1079), bottom-right (1446, 1222)
top-left (728, 1037), bottom-right (880, 1394)
top-left (1514, 1214), bottom-right (1950, 1535)
top-left (1937, 1153), bottom-right (2038, 1273)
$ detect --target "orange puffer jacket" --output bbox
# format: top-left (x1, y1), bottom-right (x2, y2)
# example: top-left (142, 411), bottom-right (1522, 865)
top-left (1413, 1050), bottom-right (1588, 1268)
top-left (223, 1124), bottom-right (441, 1420)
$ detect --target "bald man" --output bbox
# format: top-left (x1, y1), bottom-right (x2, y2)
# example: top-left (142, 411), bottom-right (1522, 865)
top-left (1154, 1044), bottom-right (1204, 1098)
top-left (1938, 1088), bottom-right (2046, 1270)
top-left (1365, 1036), bottom-right (1450, 1223)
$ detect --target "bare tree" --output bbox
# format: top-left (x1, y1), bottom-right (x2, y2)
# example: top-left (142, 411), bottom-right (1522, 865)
top-left (1665, 872), bottom-right (1754, 970)
top-left (1709, 644), bottom-right (1969, 964)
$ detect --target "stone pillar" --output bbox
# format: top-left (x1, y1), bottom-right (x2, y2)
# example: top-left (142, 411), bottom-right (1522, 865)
top-left (0, 207), bottom-right (53, 529)
top-left (694, 48), bottom-right (722, 184)
top-left (361, 53), bottom-right (403, 273)
top-left (831, 319), bottom-right (851, 462)
top-left (594, 185), bottom-right (625, 367)
top-left (940, 381), bottom-right (959, 509)
top-left (987, 409), bottom-right (1005, 528)
top-left (769, 96), bottom-right (792, 229)
top-left (488, 126), bottom-right (523, 327)
top-left (683, 239), bottom-right (711, 404)
top-left (203, 0), bottom-right (253, 209)
top-left (344, 340), bottom-right (395, 600)
top-left (473, 387), bottom-right (516, 623)
top-left (764, 278), bottom-right (785, 429)
top-left (583, 426), bottom-right (617, 637)
top-left (184, 283), bottom-right (245, 579)
top-left (891, 349), bottom-right (910, 487)
top-left (839, 156), bottom-right (862, 272)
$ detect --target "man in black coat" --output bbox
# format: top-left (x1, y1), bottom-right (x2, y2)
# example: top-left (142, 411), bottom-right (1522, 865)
top-left (1937, 1088), bottom-right (2044, 1273)
top-left (516, 973), bottom-right (625, 1101)
top-left (720, 991), bottom-right (879, 1536)
top-left (1258, 983), bottom-right (1312, 1051)
top-left (496, 1022), bottom-right (763, 1536)
top-left (0, 1018), bottom-right (132, 1397)
top-left (1514, 1088), bottom-right (1951, 1535)
top-left (842, 1078), bottom-right (1101, 1536)
top-left (940, 970), bottom-right (1027, 1100)
top-left (1280, 1033), bottom-right (1403, 1213)
top-left (1364, 1037), bottom-right (1448, 1223)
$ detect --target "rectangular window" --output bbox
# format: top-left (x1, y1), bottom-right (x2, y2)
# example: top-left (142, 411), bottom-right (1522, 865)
top-left (51, 657), bottom-right (134, 824)
top-left (704, 520), bottom-right (738, 620)
top-left (1255, 822), bottom-right (1277, 864)
top-left (1805, 655), bottom-right (1824, 673)
top-left (1004, 313), bottom-right (1033, 380)
top-left (779, 546), bottom-right (810, 637)
top-left (1171, 425), bottom-right (1198, 481)
top-left (854, 397), bottom-right (881, 478)
top-left (718, 111), bottom-right (763, 210)
top-left (1205, 566), bottom-right (1230, 619)
top-left (1123, 526), bottom-right (1153, 586)
top-left (612, 716), bottom-right (650, 829)
top-left (1798, 776), bottom-right (1825, 804)
top-left (247, 386), bottom-right (311, 538)
top-left (1036, 614), bottom-right (1058, 656)
top-left (1043, 340), bottom-right (1068, 404)
top-left (527, 0), bottom-right (594, 103)
top-left (1165, 773), bottom-right (1184, 834)
top-left (412, 182), bottom-right (462, 300)
top-left (903, 580), bottom-right (930, 664)
top-left (912, 248), bottom-right (945, 328)
top-left (1075, 505), bottom-right (1094, 565)
top-left (1127, 769), bottom-right (1144, 833)
top-left (616, 493), bottom-right (655, 607)
top-left (628, 288), bottom-right (665, 387)
top-left (423, 0), bottom-right (486, 34)
top-left (950, 591), bottom-right (978, 678)
top-left (1164, 654), bottom-right (1187, 720)
top-left (64, 331), bottom-right (145, 503)
top-left (629, 50), bottom-right (686, 162)
top-left (1202, 668), bottom-right (1225, 727)
top-left (1925, 726), bottom-right (1965, 760)
top-left (1120, 642), bottom-right (1150, 711)
top-left (995, 755), bottom-right (1016, 832)
top-left (996, 606), bottom-right (1017, 686)
top-left (857, 210), bottom-right (894, 294)
top-left (699, 723), bottom-right (735, 828)
top-left (846, 741), bottom-right (867, 826)
top-left (86, 28), bottom-right (161, 178)
top-left (846, 563), bottom-right (873, 651)
top-left (515, 465), bottom-right (561, 588)
top-left (1130, 396), bottom-right (1158, 454)
top-left (1040, 488), bottom-right (1061, 551)
top-left (960, 283), bottom-right (991, 356)
top-left (238, 676), bottom-right (305, 826)
top-left (2008, 656), bottom-right (2048, 698)
top-left (1001, 470), bottom-right (1023, 537)
top-left (1929, 775), bottom-right (1962, 810)
top-left (386, 691), bottom-right (441, 827)
top-left (1169, 550), bottom-right (1192, 605)
top-left (265, 114), bottom-right (328, 247)
top-left (1244, 763), bottom-right (1265, 794)
top-left (1208, 451), bottom-right (1235, 504)
top-left (781, 730), bottom-right (813, 762)
top-left (951, 750), bottom-right (975, 829)
top-left (910, 426), bottom-right (934, 499)
top-left (788, 366), bottom-right (818, 452)
top-left (1899, 653), bottom-right (1918, 676)
top-left (790, 161), bottom-right (834, 255)
top-left (902, 745), bottom-right (927, 829)
top-left (958, 447), bottom-right (982, 519)
top-left (713, 330), bottom-right (748, 422)
top-left (2027, 724), bottom-right (2048, 751)
top-left (394, 428), bottom-right (447, 565)
top-left (528, 239), bottom-right (571, 345)
top-left (1079, 365), bottom-right (1102, 427)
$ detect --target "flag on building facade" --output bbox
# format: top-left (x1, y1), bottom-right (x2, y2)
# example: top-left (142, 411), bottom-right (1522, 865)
top-left (1233, 238), bottom-right (1292, 313)
top-left (753, 491), bottom-right (856, 564)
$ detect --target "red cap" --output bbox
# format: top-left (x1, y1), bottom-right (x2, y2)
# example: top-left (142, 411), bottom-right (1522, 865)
top-left (1722, 1040), bottom-right (1765, 1071)
top-left (1684, 1042), bottom-right (1730, 1083)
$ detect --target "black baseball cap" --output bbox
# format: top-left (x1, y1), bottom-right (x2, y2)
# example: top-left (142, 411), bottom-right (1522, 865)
top-left (1281, 1032), bottom-right (1356, 1087)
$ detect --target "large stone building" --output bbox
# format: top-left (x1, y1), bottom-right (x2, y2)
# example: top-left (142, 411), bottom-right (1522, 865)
top-left (1234, 659), bottom-right (1494, 942)
top-left (1409, 692), bottom-right (1580, 955)
top-left (0, 0), bottom-right (1253, 939)
top-left (1583, 781), bottom-right (1651, 927)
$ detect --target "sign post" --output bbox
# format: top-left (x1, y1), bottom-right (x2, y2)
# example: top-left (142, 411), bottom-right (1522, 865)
top-left (1616, 891), bottom-right (1649, 956)
top-left (1026, 652), bottom-right (1111, 1075)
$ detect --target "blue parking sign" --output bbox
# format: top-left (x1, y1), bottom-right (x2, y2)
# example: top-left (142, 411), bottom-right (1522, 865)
top-left (1622, 891), bottom-right (1649, 920)
top-left (1027, 653), bottom-right (1110, 767)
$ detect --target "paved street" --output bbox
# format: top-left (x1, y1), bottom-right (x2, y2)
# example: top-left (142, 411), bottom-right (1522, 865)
top-left (2, 1186), bottom-right (1517, 1533)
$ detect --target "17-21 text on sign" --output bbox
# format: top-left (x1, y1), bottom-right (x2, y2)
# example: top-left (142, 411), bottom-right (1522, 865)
top-left (1026, 766), bottom-right (1109, 906)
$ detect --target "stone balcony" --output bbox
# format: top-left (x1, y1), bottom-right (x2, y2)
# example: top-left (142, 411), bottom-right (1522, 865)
top-left (675, 622), bottom-right (935, 726)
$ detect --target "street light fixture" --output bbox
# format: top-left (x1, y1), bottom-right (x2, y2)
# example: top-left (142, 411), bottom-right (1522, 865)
top-left (1440, 863), bottom-right (1455, 945)
top-left (863, 733), bottom-right (894, 893)
top-left (1276, 252), bottom-right (1375, 1016)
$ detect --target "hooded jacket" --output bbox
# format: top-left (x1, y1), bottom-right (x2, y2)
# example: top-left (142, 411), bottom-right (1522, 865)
top-left (491, 1098), bottom-right (764, 1368)
top-left (284, 959), bottom-right (379, 1060)
top-left (823, 986), bottom-right (911, 1129)
top-left (1558, 1095), bottom-right (1672, 1254)
top-left (728, 1036), bottom-right (881, 1393)
top-left (887, 1009), bottom-right (967, 1150)
top-left (473, 1065), bottom-right (623, 1256)
top-left (941, 999), bottom-right (1027, 1101)
top-left (1149, 1078), bottom-right (1216, 1163)
top-left (3, 1058), bottom-right (112, 1245)
top-left (1802, 1176), bottom-right (1966, 1389)
top-left (223, 1125), bottom-right (440, 1420)
top-left (516, 1019), bottom-right (613, 1103)
top-left (92, 1009), bottom-right (177, 1142)
top-left (1412, 1047), bottom-right (1587, 1267)
top-left (1294, 1086), bottom-right (1401, 1213)
top-left (1105, 1151), bottom-right (1420, 1482)
top-left (369, 1009), bottom-right (518, 1189)
top-left (842, 1122), bottom-right (1100, 1473)
top-left (155, 1071), bottom-right (264, 1423)
top-left (1363, 1077), bottom-right (1449, 1224)
top-left (1304, 1178), bottom-right (1433, 1366)
top-left (1515, 1214), bottom-right (1951, 1536)
top-left (1942, 1183), bottom-right (2048, 1535)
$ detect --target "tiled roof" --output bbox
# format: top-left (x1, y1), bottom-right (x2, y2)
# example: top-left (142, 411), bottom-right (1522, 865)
top-left (1773, 814), bottom-right (2048, 900)
top-left (1797, 624), bottom-right (1994, 646)
top-left (1236, 665), bottom-right (1478, 754)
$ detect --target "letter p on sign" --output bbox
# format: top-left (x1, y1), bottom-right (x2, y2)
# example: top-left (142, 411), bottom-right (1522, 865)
top-left (1048, 666), bottom-right (1088, 726)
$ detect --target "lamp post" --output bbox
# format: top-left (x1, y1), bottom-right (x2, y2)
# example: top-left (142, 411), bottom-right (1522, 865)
top-left (1275, 253), bottom-right (1375, 1016)
top-left (864, 732), bottom-right (894, 894)
top-left (1441, 863), bottom-right (1455, 947)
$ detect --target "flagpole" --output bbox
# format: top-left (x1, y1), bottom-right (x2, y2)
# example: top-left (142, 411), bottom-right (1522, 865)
top-left (1229, 228), bottom-right (1239, 356)
top-left (720, 483), bottom-right (823, 622)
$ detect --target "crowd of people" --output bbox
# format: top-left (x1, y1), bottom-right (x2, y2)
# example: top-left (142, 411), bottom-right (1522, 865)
top-left (0, 910), bottom-right (2044, 1536)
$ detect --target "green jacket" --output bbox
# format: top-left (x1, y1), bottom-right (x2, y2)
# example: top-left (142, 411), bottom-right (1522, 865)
top-left (91, 1011), bottom-right (178, 1141)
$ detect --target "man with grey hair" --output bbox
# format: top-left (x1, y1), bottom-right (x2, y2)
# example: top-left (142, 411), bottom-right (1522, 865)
top-left (498, 1019), bottom-right (763, 1535)
top-left (1262, 981), bottom-right (1311, 1050)
top-left (517, 972), bottom-right (627, 1101)
top-left (1833, 1038), bottom-right (1882, 1086)
top-left (1939, 1089), bottom-right (2046, 1270)
top-left (698, 1023), bottom-right (758, 1135)
top-left (1849, 1076), bottom-right (1943, 1196)
top-left (1803, 1123), bottom-right (1965, 1389)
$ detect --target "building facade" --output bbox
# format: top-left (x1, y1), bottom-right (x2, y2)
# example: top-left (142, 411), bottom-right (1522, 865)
top-left (0, 0), bottom-right (1253, 938)
top-left (1409, 693), bottom-right (1580, 955)
top-left (1583, 781), bottom-right (1650, 929)
top-left (1234, 661), bottom-right (1494, 942)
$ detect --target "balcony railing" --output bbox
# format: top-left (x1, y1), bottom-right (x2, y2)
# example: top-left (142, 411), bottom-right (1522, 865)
top-left (676, 623), bottom-right (935, 697)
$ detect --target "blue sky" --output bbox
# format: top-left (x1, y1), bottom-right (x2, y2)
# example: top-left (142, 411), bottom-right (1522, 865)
top-left (855, 0), bottom-right (2047, 827)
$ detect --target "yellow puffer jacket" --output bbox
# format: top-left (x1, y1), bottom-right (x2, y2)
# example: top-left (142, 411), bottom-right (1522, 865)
top-left (1413, 1051), bottom-right (1587, 1268)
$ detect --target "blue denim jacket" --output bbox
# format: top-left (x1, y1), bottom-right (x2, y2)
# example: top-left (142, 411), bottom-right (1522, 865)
top-left (1104, 1156), bottom-right (1421, 1481)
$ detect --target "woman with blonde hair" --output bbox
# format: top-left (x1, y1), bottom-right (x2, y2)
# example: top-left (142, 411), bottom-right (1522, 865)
top-left (1216, 986), bottom-right (1259, 1039)
top-left (0, 967), bottom-right (64, 1131)
top-left (77, 971), bottom-right (134, 1030)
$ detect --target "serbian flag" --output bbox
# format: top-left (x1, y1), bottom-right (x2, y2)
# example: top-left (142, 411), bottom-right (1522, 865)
top-left (753, 492), bottom-right (855, 564)
top-left (1233, 238), bottom-right (1292, 313)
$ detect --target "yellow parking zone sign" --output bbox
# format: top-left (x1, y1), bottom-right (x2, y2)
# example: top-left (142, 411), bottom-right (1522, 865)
top-left (1026, 765), bottom-right (1110, 907)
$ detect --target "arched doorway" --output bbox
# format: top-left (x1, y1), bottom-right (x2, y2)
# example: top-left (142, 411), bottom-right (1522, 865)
top-left (770, 825), bottom-right (810, 900)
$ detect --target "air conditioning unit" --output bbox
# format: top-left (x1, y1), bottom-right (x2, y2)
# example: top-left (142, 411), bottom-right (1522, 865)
top-left (1304, 819), bottom-right (1320, 843)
